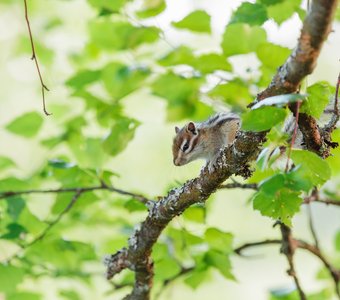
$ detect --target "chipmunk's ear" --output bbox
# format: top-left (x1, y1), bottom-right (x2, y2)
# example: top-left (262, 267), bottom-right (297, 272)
top-left (187, 122), bottom-right (197, 135)
top-left (175, 126), bottom-right (180, 134)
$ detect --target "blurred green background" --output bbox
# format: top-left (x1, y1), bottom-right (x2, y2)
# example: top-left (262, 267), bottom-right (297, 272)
top-left (0, 0), bottom-right (339, 299)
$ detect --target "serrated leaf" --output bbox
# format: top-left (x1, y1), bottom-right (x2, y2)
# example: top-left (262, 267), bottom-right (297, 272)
top-left (102, 62), bottom-right (150, 101)
top-left (66, 70), bottom-right (101, 89)
top-left (102, 117), bottom-right (140, 156)
top-left (252, 94), bottom-right (306, 109)
top-left (172, 10), bottom-right (211, 33)
top-left (221, 24), bottom-right (267, 57)
top-left (230, 3), bottom-right (268, 26)
top-left (204, 228), bottom-right (233, 253)
top-left (242, 106), bottom-right (287, 132)
top-left (291, 150), bottom-right (331, 186)
top-left (137, 0), bottom-right (166, 18)
top-left (0, 265), bottom-right (25, 293)
top-left (300, 82), bottom-right (334, 118)
top-left (6, 112), bottom-right (43, 138)
top-left (253, 188), bottom-right (302, 225)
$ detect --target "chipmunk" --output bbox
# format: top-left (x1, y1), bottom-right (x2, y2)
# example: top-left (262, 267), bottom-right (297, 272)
top-left (172, 112), bottom-right (240, 172)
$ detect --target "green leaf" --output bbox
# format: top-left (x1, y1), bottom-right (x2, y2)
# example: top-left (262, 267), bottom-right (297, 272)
top-left (7, 292), bottom-right (42, 300)
top-left (103, 117), bottom-right (140, 156)
top-left (300, 82), bottom-right (334, 118)
top-left (221, 24), bottom-right (267, 57)
top-left (259, 0), bottom-right (284, 5)
top-left (89, 20), bottom-right (159, 51)
top-left (87, 0), bottom-right (126, 12)
top-left (204, 250), bottom-right (235, 280)
top-left (267, 0), bottom-right (302, 25)
top-left (242, 106), bottom-right (287, 132)
top-left (48, 159), bottom-right (76, 169)
top-left (182, 206), bottom-right (205, 223)
top-left (172, 10), bottom-right (211, 33)
top-left (193, 53), bottom-right (232, 74)
top-left (66, 70), bottom-right (101, 89)
top-left (6, 197), bottom-right (25, 221)
top-left (291, 150), bottom-right (331, 186)
top-left (0, 264), bottom-right (24, 293)
top-left (25, 238), bottom-right (97, 270)
top-left (6, 112), bottom-right (43, 138)
top-left (102, 62), bottom-right (150, 101)
top-left (184, 270), bottom-right (209, 289)
top-left (256, 43), bottom-right (290, 69)
top-left (253, 188), bottom-right (302, 225)
top-left (335, 231), bottom-right (340, 251)
top-left (151, 72), bottom-right (203, 121)
top-left (124, 199), bottom-right (146, 212)
top-left (2, 223), bottom-right (27, 239)
top-left (158, 46), bottom-right (195, 67)
top-left (0, 156), bottom-right (16, 170)
top-left (252, 94), bottom-right (306, 109)
top-left (154, 258), bottom-right (181, 280)
top-left (204, 228), bottom-right (233, 254)
top-left (137, 0), bottom-right (166, 18)
top-left (230, 3), bottom-right (268, 26)
top-left (59, 290), bottom-right (81, 300)
top-left (209, 78), bottom-right (252, 109)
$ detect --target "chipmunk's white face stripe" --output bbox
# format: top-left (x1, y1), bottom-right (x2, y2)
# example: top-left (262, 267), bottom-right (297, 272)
top-left (188, 135), bottom-right (198, 153)
top-left (180, 139), bottom-right (188, 152)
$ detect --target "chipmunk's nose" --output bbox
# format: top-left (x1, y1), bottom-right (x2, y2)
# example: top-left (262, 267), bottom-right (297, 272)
top-left (173, 158), bottom-right (181, 166)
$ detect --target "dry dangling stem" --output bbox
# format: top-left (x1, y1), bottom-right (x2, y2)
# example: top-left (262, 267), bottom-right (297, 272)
top-left (23, 0), bottom-right (51, 116)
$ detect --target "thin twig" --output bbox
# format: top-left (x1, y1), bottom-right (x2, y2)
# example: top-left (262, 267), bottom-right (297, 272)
top-left (280, 224), bottom-right (307, 300)
top-left (234, 239), bottom-right (281, 256)
top-left (324, 72), bottom-right (340, 132)
top-left (5, 190), bottom-right (83, 263)
top-left (285, 100), bottom-right (302, 172)
top-left (219, 182), bottom-right (258, 190)
top-left (297, 240), bottom-right (340, 298)
top-left (306, 201), bottom-right (320, 248)
top-left (23, 0), bottom-right (51, 116)
top-left (0, 184), bottom-right (150, 204)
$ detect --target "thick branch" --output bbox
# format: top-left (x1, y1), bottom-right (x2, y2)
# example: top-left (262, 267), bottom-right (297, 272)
top-left (257, 0), bottom-right (338, 155)
top-left (105, 1), bottom-right (338, 299)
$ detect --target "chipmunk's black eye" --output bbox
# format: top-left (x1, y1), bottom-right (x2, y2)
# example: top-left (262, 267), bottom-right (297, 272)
top-left (182, 143), bottom-right (189, 152)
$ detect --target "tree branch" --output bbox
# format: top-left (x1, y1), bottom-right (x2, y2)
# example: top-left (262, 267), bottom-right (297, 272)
top-left (0, 184), bottom-right (150, 204)
top-left (105, 1), bottom-right (338, 299)
top-left (23, 0), bottom-right (51, 116)
top-left (256, 0), bottom-right (338, 155)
